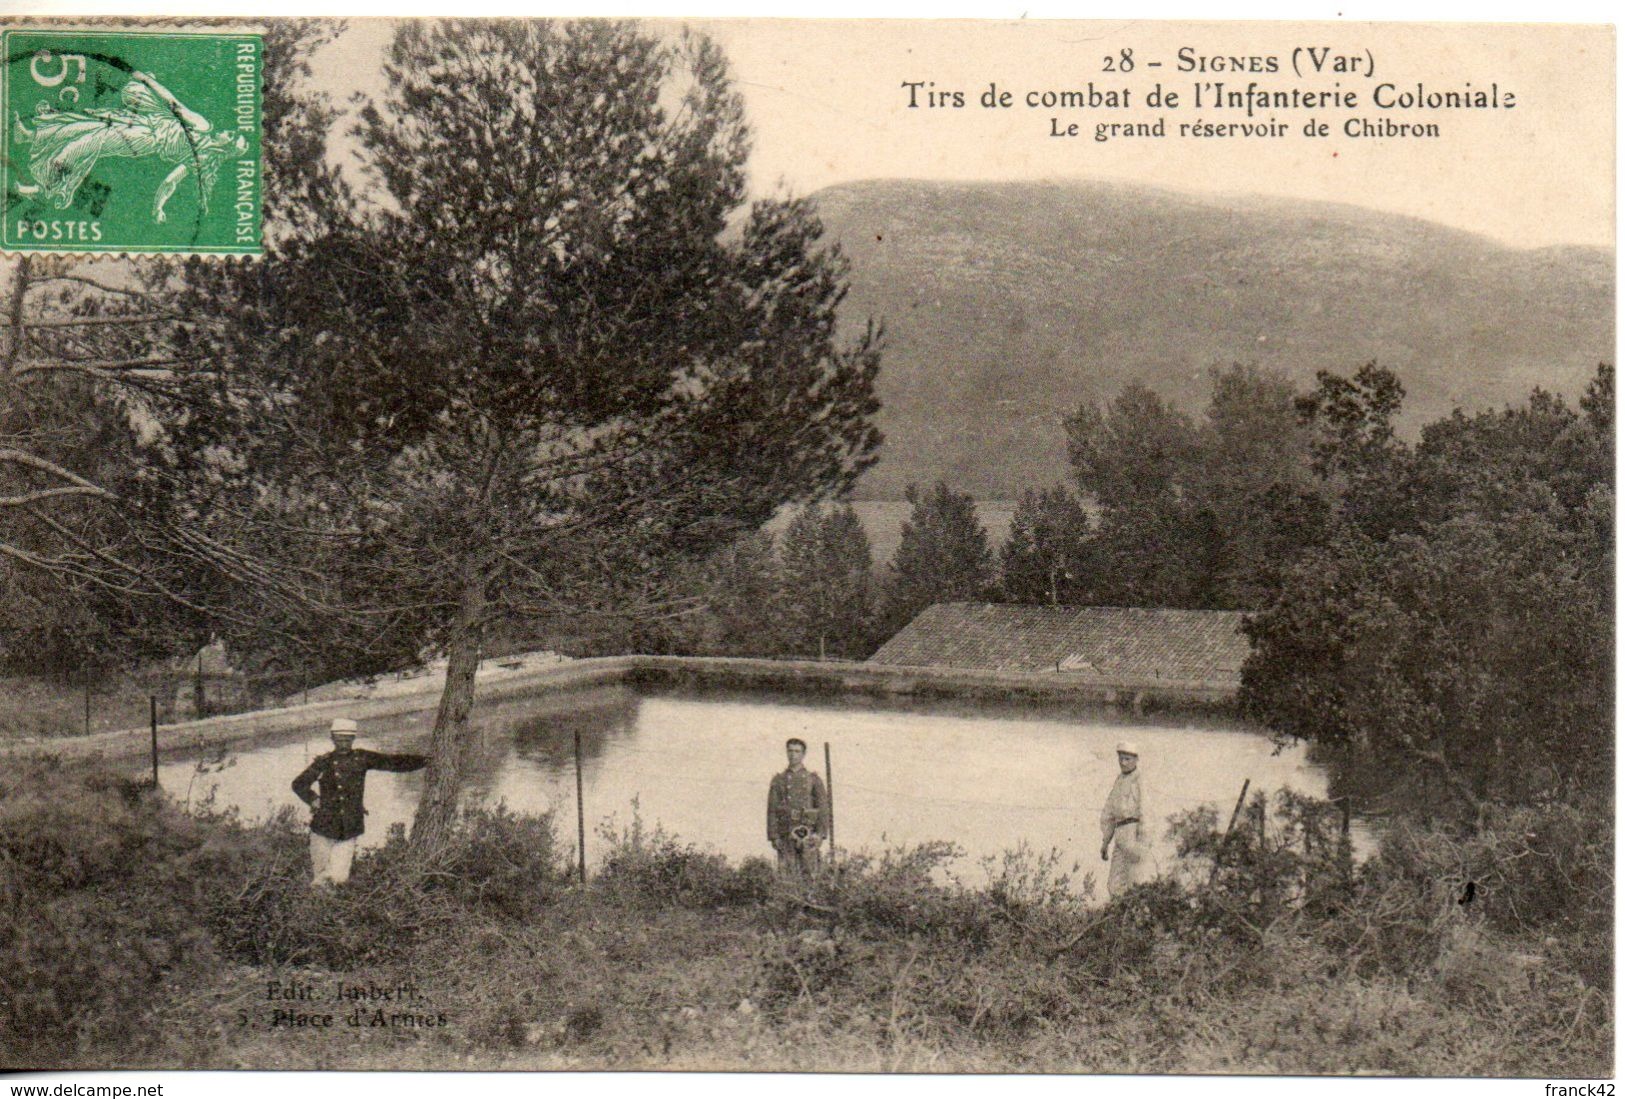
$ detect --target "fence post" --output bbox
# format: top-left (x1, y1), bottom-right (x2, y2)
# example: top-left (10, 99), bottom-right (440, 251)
top-left (83, 678), bottom-right (91, 736)
top-left (1207, 778), bottom-right (1250, 888)
top-left (1338, 796), bottom-right (1353, 887)
top-left (1226, 779), bottom-right (1251, 838)
top-left (574, 728), bottom-right (586, 885)
top-left (824, 741), bottom-right (835, 868)
top-left (150, 695), bottom-right (159, 790)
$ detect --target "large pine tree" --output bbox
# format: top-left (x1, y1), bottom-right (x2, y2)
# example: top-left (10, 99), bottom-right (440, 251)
top-left (166, 21), bottom-right (882, 847)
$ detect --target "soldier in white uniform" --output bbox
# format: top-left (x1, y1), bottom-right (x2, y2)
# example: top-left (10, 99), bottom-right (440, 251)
top-left (1099, 739), bottom-right (1149, 897)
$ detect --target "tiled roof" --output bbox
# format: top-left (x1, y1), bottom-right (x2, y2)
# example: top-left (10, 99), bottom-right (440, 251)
top-left (868, 603), bottom-right (1251, 687)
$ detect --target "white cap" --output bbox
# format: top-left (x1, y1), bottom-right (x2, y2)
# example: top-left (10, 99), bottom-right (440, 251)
top-left (1115, 739), bottom-right (1139, 756)
top-left (330, 718), bottom-right (358, 736)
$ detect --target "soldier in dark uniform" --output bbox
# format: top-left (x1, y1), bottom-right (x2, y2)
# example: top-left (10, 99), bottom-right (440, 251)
top-left (291, 718), bottom-right (428, 885)
top-left (767, 737), bottom-right (829, 879)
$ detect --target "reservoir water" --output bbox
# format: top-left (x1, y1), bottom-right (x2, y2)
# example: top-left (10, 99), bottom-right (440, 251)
top-left (161, 683), bottom-right (1352, 890)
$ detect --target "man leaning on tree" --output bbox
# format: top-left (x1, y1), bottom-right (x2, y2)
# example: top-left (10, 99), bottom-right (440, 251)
top-left (292, 718), bottom-right (428, 886)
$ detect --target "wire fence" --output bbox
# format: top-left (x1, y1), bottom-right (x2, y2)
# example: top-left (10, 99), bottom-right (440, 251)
top-left (8, 669), bottom-right (312, 740)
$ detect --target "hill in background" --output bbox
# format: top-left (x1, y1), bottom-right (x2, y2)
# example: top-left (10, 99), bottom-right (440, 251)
top-left (811, 179), bottom-right (1614, 499)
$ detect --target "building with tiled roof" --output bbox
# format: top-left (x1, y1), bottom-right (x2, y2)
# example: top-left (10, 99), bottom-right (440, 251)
top-left (868, 603), bottom-right (1251, 691)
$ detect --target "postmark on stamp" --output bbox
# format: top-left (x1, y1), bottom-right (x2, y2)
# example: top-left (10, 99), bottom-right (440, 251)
top-left (1, 28), bottom-right (262, 255)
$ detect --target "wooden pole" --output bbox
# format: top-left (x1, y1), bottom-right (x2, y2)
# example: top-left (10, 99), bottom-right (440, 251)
top-left (824, 741), bottom-right (835, 865)
top-left (1207, 778), bottom-right (1251, 888)
top-left (83, 679), bottom-right (90, 736)
top-left (1338, 796), bottom-right (1353, 886)
top-left (149, 695), bottom-right (159, 790)
top-left (1224, 779), bottom-right (1251, 839)
top-left (574, 728), bottom-right (587, 885)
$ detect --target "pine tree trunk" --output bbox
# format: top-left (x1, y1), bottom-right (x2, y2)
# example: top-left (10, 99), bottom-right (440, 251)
top-left (410, 567), bottom-right (487, 851)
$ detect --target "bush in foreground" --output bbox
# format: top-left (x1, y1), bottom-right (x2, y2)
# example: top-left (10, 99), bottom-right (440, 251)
top-left (0, 759), bottom-right (225, 1065)
top-left (0, 756), bottom-right (1610, 1075)
top-left (207, 804), bottom-right (575, 968)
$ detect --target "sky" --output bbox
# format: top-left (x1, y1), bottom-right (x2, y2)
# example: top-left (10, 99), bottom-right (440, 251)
top-left (308, 17), bottom-right (1615, 250)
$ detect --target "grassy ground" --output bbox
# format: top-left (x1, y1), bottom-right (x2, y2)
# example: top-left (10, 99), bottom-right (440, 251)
top-left (1, 758), bottom-right (1611, 1074)
top-left (139, 904), bottom-right (1598, 1074)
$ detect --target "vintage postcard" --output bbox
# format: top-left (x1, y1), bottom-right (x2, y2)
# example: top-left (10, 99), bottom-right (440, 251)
top-left (0, 12), bottom-right (1612, 1089)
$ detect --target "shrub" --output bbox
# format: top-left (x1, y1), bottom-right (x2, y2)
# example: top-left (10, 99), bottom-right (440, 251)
top-left (1, 889), bottom-right (221, 1067)
top-left (1330, 800), bottom-right (1612, 990)
top-left (974, 842), bottom-right (1096, 946)
top-left (807, 842), bottom-right (982, 938)
top-left (203, 832), bottom-right (450, 970)
top-left (206, 806), bottom-right (569, 968)
top-left (1167, 790), bottom-right (1354, 940)
top-left (595, 810), bottom-right (773, 909)
top-left (0, 757), bottom-right (159, 892)
top-left (0, 760), bottom-right (224, 1066)
top-left (3, 754), bottom-right (1608, 1075)
top-left (431, 804), bottom-right (573, 919)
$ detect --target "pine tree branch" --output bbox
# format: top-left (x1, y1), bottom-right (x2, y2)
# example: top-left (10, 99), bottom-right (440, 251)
top-left (0, 486), bottom-right (109, 507)
top-left (0, 449), bottom-right (114, 496)
top-left (0, 313), bottom-right (177, 329)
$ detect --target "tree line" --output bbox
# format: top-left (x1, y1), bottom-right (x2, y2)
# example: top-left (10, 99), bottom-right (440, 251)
top-left (660, 362), bottom-right (1399, 650)
top-left (652, 482), bottom-right (995, 661)
top-left (664, 359), bottom-right (1613, 821)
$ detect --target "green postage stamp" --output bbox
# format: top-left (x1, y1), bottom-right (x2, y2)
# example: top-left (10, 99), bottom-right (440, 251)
top-left (1, 28), bottom-right (262, 254)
